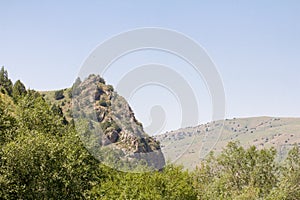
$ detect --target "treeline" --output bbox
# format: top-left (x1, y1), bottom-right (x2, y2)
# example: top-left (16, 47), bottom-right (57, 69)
top-left (0, 67), bottom-right (299, 199)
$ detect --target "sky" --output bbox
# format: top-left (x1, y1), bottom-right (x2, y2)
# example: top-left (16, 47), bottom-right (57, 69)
top-left (0, 1), bottom-right (300, 134)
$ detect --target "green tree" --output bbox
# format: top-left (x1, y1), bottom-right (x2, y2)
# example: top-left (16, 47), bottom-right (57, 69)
top-left (0, 98), bottom-right (17, 145)
top-left (0, 89), bottom-right (103, 199)
top-left (16, 92), bottom-right (66, 135)
top-left (12, 80), bottom-right (27, 101)
top-left (0, 67), bottom-right (13, 96)
top-left (193, 142), bottom-right (278, 199)
top-left (0, 129), bottom-right (102, 199)
top-left (268, 145), bottom-right (300, 199)
top-left (51, 104), bottom-right (68, 125)
top-left (91, 164), bottom-right (197, 200)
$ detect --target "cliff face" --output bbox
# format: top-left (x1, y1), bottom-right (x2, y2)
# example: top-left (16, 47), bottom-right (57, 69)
top-left (71, 74), bottom-right (165, 171)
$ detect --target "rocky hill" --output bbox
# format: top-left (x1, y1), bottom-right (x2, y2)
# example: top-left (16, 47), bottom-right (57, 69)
top-left (41, 75), bottom-right (165, 171)
top-left (156, 117), bottom-right (300, 170)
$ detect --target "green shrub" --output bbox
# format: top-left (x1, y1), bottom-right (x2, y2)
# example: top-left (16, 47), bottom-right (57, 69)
top-left (54, 90), bottom-right (64, 100)
top-left (106, 84), bottom-right (114, 92)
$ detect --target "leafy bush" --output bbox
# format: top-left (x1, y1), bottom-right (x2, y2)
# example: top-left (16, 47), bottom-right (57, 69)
top-left (100, 121), bottom-right (111, 131)
top-left (106, 84), bottom-right (114, 92)
top-left (54, 89), bottom-right (64, 100)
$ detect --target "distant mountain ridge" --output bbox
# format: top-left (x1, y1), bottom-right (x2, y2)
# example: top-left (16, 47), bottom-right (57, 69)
top-left (156, 116), bottom-right (300, 169)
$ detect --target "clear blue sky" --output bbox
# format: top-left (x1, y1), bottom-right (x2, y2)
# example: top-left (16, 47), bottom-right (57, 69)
top-left (1, 1), bottom-right (299, 132)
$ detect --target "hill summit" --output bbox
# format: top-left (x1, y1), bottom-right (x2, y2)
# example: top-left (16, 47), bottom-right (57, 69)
top-left (71, 74), bottom-right (165, 170)
top-left (42, 74), bottom-right (165, 171)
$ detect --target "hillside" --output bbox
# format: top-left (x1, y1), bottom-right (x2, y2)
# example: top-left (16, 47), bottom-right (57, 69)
top-left (156, 117), bottom-right (300, 169)
top-left (41, 74), bottom-right (165, 170)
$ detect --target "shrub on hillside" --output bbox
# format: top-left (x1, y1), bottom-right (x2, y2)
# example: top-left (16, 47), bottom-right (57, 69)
top-left (54, 90), bottom-right (64, 100)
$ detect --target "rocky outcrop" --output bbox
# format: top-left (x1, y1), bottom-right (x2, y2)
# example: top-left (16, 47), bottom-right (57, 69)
top-left (72, 74), bottom-right (165, 170)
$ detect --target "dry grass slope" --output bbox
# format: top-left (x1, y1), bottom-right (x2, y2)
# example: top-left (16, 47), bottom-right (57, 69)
top-left (156, 117), bottom-right (300, 170)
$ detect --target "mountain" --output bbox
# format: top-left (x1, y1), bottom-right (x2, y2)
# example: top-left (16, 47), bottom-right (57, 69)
top-left (155, 117), bottom-right (300, 169)
top-left (41, 74), bottom-right (165, 170)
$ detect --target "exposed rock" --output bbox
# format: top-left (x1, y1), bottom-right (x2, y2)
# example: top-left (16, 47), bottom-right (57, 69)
top-left (72, 74), bottom-right (165, 170)
top-left (107, 130), bottom-right (119, 143)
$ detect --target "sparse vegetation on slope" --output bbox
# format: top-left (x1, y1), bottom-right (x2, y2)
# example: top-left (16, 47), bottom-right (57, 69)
top-left (156, 117), bottom-right (300, 169)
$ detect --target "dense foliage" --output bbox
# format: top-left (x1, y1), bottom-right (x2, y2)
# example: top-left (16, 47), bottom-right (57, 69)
top-left (0, 67), bottom-right (299, 199)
